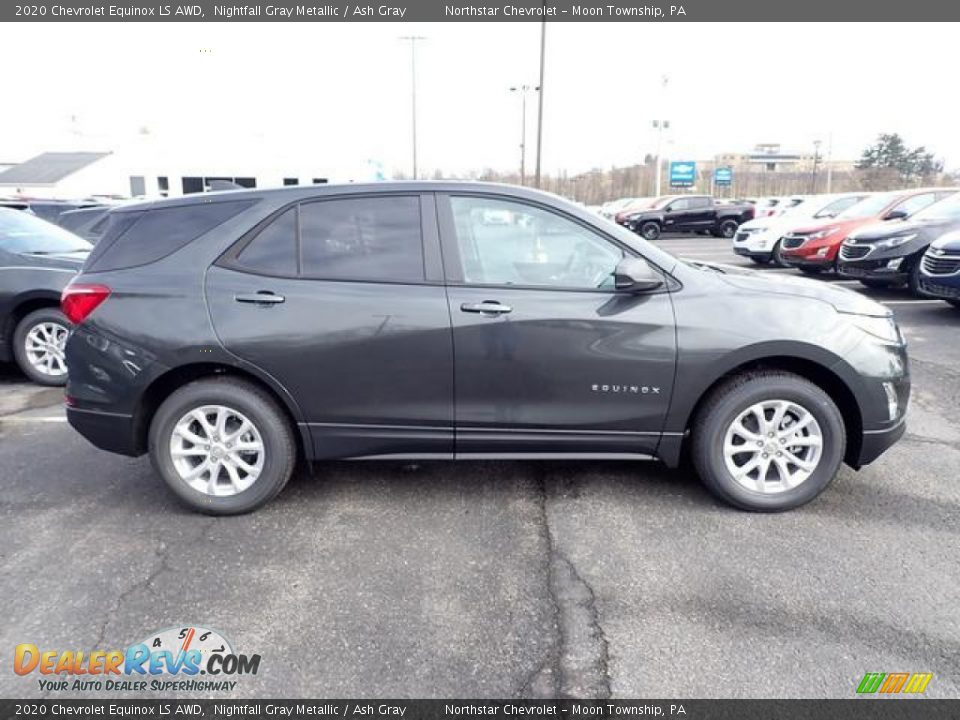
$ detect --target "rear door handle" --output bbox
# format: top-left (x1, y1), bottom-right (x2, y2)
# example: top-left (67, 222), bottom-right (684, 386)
top-left (461, 301), bottom-right (512, 315)
top-left (235, 291), bottom-right (285, 305)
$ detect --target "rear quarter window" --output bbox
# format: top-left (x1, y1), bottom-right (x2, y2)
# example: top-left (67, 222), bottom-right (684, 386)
top-left (86, 200), bottom-right (254, 272)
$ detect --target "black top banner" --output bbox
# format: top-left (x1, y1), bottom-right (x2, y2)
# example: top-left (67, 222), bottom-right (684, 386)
top-left (3, 700), bottom-right (960, 720)
top-left (4, 0), bottom-right (960, 22)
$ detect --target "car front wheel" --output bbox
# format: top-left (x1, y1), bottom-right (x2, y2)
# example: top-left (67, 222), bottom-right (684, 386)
top-left (149, 377), bottom-right (297, 515)
top-left (692, 371), bottom-right (846, 511)
top-left (13, 308), bottom-right (70, 386)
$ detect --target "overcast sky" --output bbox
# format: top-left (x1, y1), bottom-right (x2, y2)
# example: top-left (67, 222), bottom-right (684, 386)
top-left (2, 22), bottom-right (957, 177)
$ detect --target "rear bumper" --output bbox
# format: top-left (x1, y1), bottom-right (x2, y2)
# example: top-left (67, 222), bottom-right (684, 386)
top-left (66, 405), bottom-right (141, 456)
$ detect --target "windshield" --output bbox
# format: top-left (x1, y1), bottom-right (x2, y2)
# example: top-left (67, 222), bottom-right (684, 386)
top-left (836, 193), bottom-right (899, 219)
top-left (912, 192), bottom-right (960, 221)
top-left (0, 209), bottom-right (92, 254)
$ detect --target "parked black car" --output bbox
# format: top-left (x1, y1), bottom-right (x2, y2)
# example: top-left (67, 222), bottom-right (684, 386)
top-left (0, 208), bottom-right (90, 385)
top-left (64, 183), bottom-right (908, 515)
top-left (918, 231), bottom-right (960, 308)
top-left (624, 195), bottom-right (754, 240)
top-left (837, 191), bottom-right (960, 291)
top-left (56, 206), bottom-right (111, 244)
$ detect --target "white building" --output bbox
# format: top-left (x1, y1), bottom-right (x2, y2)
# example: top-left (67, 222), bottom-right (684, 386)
top-left (0, 143), bottom-right (382, 200)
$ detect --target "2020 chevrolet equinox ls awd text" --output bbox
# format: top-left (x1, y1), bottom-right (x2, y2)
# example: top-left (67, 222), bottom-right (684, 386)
top-left (62, 183), bottom-right (909, 515)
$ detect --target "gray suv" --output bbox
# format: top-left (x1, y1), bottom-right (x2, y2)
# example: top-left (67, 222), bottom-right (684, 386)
top-left (62, 183), bottom-right (909, 515)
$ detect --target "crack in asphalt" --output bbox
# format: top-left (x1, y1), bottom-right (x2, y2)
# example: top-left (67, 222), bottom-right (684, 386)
top-left (94, 520), bottom-right (217, 650)
top-left (522, 472), bottom-right (612, 700)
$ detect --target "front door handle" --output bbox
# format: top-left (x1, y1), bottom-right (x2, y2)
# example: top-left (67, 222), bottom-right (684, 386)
top-left (235, 291), bottom-right (285, 305)
top-left (461, 301), bottom-right (512, 316)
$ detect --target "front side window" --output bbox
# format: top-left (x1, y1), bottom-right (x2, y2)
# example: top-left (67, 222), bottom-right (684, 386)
top-left (449, 197), bottom-right (623, 289)
top-left (299, 196), bottom-right (423, 282)
top-left (668, 198), bottom-right (692, 212)
top-left (892, 193), bottom-right (937, 218)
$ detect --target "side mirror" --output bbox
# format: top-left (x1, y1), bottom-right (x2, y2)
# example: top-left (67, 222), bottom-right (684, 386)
top-left (614, 257), bottom-right (664, 292)
top-left (884, 208), bottom-right (908, 221)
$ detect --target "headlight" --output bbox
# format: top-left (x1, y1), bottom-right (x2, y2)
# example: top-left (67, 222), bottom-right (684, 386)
top-left (875, 233), bottom-right (917, 250)
top-left (846, 314), bottom-right (903, 344)
top-left (809, 228), bottom-right (837, 241)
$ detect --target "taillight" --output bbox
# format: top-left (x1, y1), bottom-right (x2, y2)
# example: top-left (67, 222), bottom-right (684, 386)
top-left (61, 283), bottom-right (111, 325)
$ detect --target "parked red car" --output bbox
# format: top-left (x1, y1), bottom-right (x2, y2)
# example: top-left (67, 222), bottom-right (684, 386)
top-left (779, 189), bottom-right (955, 274)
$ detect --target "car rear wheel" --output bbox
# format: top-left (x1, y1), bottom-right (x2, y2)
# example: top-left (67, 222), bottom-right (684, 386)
top-left (692, 371), bottom-right (846, 512)
top-left (13, 308), bottom-right (70, 386)
top-left (149, 377), bottom-right (297, 515)
top-left (639, 221), bottom-right (661, 241)
top-left (719, 220), bottom-right (739, 239)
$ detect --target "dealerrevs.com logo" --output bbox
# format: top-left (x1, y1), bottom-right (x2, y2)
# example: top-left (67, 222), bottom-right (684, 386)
top-left (14, 625), bottom-right (261, 693)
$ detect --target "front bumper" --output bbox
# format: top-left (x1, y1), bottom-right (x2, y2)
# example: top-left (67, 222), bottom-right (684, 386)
top-left (918, 276), bottom-right (960, 300)
top-left (837, 258), bottom-right (909, 283)
top-left (857, 415), bottom-right (907, 466)
top-left (733, 246), bottom-right (771, 260)
top-left (782, 254), bottom-right (835, 269)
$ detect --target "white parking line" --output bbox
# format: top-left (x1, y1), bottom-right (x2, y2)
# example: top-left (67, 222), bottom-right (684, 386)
top-left (0, 417), bottom-right (67, 423)
top-left (881, 300), bottom-right (947, 306)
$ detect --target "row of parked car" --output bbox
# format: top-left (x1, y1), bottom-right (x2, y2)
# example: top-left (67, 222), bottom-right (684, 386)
top-left (597, 188), bottom-right (960, 309)
top-left (730, 188), bottom-right (960, 307)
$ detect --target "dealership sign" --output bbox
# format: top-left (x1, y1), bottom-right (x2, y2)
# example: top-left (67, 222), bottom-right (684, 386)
top-left (669, 161), bottom-right (696, 188)
top-left (715, 166), bottom-right (733, 186)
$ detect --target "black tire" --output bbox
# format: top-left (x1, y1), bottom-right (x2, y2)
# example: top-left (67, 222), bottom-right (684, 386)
top-left (771, 240), bottom-right (788, 268)
top-left (906, 260), bottom-right (923, 295)
top-left (858, 278), bottom-right (894, 290)
top-left (948, 299), bottom-right (960, 308)
top-left (719, 219), bottom-right (739, 239)
top-left (149, 377), bottom-right (297, 515)
top-left (691, 371), bottom-right (846, 512)
top-left (799, 266), bottom-right (823, 276)
top-left (12, 307), bottom-right (70, 386)
top-left (749, 256), bottom-right (770, 265)
top-left (639, 221), bottom-right (661, 241)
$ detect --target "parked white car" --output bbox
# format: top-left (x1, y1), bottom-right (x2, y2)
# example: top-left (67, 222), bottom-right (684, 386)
top-left (733, 193), bottom-right (870, 265)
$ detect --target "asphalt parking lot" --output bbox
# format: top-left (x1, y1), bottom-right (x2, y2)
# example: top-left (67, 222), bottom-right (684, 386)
top-left (2, 234), bottom-right (958, 699)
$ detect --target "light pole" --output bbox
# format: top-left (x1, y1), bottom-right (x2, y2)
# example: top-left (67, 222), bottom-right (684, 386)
top-left (810, 139), bottom-right (822, 193)
top-left (510, 85), bottom-right (539, 185)
top-left (399, 35), bottom-right (426, 179)
top-left (534, 18), bottom-right (546, 188)
top-left (653, 74), bottom-right (670, 197)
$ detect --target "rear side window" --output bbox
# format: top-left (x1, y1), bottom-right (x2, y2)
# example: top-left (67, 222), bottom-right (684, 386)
top-left (236, 207), bottom-right (298, 276)
top-left (299, 196), bottom-right (423, 282)
top-left (87, 200), bottom-right (253, 272)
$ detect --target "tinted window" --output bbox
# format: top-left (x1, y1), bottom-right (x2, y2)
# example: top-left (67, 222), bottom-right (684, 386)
top-left (236, 207), bottom-right (298, 276)
top-left (449, 196), bottom-right (623, 289)
top-left (690, 197), bottom-right (712, 208)
top-left (299, 196), bottom-right (423, 282)
top-left (815, 196), bottom-right (861, 218)
top-left (668, 198), bottom-right (691, 211)
top-left (88, 200), bottom-right (253, 272)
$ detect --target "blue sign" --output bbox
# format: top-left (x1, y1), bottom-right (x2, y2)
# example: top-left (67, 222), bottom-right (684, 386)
top-left (669, 161), bottom-right (696, 188)
top-left (715, 166), bottom-right (733, 186)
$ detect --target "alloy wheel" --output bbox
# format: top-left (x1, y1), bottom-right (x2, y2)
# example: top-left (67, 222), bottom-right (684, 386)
top-left (169, 405), bottom-right (265, 496)
top-left (722, 399), bottom-right (823, 494)
top-left (24, 321), bottom-right (69, 378)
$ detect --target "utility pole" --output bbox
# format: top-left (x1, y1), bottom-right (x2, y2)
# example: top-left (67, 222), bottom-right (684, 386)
top-left (825, 134), bottom-right (834, 193)
top-left (510, 85), bottom-right (539, 185)
top-left (534, 19), bottom-right (546, 188)
top-left (399, 35), bottom-right (425, 179)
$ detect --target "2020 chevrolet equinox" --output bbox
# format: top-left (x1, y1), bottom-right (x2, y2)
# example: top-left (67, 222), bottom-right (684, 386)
top-left (62, 183), bottom-right (909, 514)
